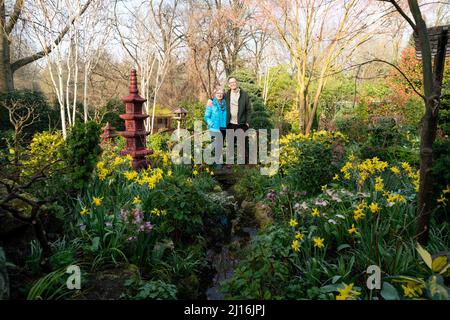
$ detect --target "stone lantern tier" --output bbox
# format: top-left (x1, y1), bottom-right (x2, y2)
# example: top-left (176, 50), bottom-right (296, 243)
top-left (118, 69), bottom-right (153, 170)
top-left (100, 122), bottom-right (117, 145)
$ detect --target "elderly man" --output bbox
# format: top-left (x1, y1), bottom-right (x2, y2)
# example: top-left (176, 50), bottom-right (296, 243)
top-left (225, 77), bottom-right (252, 165)
top-left (225, 77), bottom-right (251, 131)
top-left (207, 77), bottom-right (252, 165)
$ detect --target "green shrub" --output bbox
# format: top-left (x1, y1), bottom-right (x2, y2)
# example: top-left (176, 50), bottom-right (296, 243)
top-left (101, 98), bottom-right (125, 131)
top-left (334, 116), bottom-right (368, 144)
top-left (360, 119), bottom-right (420, 164)
top-left (148, 132), bottom-right (171, 152)
top-left (142, 174), bottom-right (224, 243)
top-left (123, 279), bottom-right (177, 300)
top-left (280, 131), bottom-right (346, 194)
top-left (62, 121), bottom-right (101, 193)
top-left (220, 224), bottom-right (295, 299)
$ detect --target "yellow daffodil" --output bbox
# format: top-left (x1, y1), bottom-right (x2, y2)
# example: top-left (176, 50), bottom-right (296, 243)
top-left (133, 196), bottom-right (141, 205)
top-left (313, 237), bottom-right (325, 249)
top-left (402, 281), bottom-right (424, 298)
top-left (113, 156), bottom-right (124, 167)
top-left (92, 196), bottom-right (103, 206)
top-left (374, 176), bottom-right (384, 192)
top-left (311, 208), bottom-right (320, 217)
top-left (443, 185), bottom-right (450, 194)
top-left (167, 170), bottom-right (173, 177)
top-left (348, 224), bottom-right (357, 235)
top-left (97, 169), bottom-right (108, 181)
top-left (386, 193), bottom-right (406, 204)
top-left (291, 240), bottom-right (300, 252)
top-left (96, 161), bottom-right (109, 181)
top-left (80, 207), bottom-right (89, 216)
top-left (333, 174), bottom-right (339, 181)
top-left (336, 283), bottom-right (360, 300)
top-left (401, 162), bottom-right (412, 173)
top-left (193, 170), bottom-right (199, 175)
top-left (124, 171), bottom-right (138, 181)
top-left (353, 208), bottom-right (365, 221)
top-left (151, 208), bottom-right (167, 217)
top-left (390, 166), bottom-right (400, 175)
top-left (369, 202), bottom-right (379, 214)
top-left (289, 219), bottom-right (298, 227)
top-left (437, 196), bottom-right (447, 204)
top-left (295, 231), bottom-right (304, 241)
top-left (341, 161), bottom-right (354, 173)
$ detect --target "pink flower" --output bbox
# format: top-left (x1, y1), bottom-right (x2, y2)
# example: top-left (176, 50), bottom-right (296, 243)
top-left (132, 208), bottom-right (143, 225)
top-left (145, 222), bottom-right (153, 233)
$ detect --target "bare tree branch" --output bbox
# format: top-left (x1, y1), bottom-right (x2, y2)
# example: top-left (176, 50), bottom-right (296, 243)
top-left (5, 0), bottom-right (24, 34)
top-left (10, 0), bottom-right (93, 72)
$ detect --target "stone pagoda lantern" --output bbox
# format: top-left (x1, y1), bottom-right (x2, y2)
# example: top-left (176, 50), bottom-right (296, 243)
top-left (118, 69), bottom-right (153, 170)
top-left (100, 122), bottom-right (117, 146)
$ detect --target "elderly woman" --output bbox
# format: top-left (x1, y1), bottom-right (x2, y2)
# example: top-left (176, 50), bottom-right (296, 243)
top-left (204, 87), bottom-right (227, 164)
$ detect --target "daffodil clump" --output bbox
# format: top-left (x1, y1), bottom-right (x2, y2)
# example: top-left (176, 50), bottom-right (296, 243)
top-left (286, 156), bottom-right (423, 260)
top-left (191, 164), bottom-right (215, 177)
top-left (95, 151), bottom-right (132, 181)
top-left (338, 155), bottom-right (420, 192)
top-left (149, 149), bottom-right (171, 168)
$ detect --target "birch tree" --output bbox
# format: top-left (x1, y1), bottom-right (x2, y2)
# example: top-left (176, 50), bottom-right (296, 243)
top-left (78, 0), bottom-right (113, 123)
top-left (114, 0), bottom-right (182, 133)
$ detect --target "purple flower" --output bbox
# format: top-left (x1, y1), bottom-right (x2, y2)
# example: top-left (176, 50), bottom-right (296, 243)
top-left (145, 222), bottom-right (153, 233)
top-left (105, 222), bottom-right (113, 228)
top-left (266, 190), bottom-right (277, 202)
top-left (79, 223), bottom-right (86, 231)
top-left (132, 208), bottom-right (144, 225)
top-left (127, 236), bottom-right (137, 241)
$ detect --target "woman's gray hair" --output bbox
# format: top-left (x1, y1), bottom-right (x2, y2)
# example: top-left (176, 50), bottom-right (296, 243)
top-left (215, 86), bottom-right (224, 94)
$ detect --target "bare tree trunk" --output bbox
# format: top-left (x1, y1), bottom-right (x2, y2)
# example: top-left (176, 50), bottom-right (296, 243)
top-left (392, 0), bottom-right (449, 244)
top-left (0, 31), bottom-right (14, 92)
top-left (83, 62), bottom-right (90, 123)
top-left (416, 28), bottom-right (448, 243)
top-left (150, 59), bottom-right (161, 135)
top-left (0, 0), bottom-right (21, 92)
top-left (1, 0), bottom-right (92, 93)
top-left (72, 34), bottom-right (79, 125)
